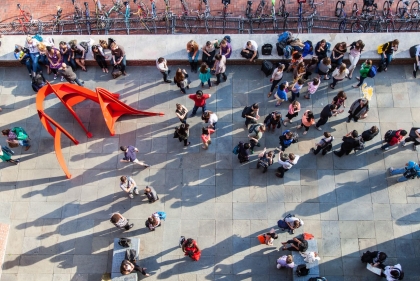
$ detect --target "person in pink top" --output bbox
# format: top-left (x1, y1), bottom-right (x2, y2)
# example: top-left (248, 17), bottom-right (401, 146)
top-left (188, 90), bottom-right (211, 117)
top-left (283, 101), bottom-right (301, 127)
top-left (201, 127), bottom-right (215, 149)
top-left (297, 110), bottom-right (315, 135)
top-left (304, 78), bottom-right (320, 99)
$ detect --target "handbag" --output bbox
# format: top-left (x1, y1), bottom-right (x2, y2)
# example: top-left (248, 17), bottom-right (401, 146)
top-left (112, 64), bottom-right (122, 79)
top-left (7, 140), bottom-right (19, 148)
top-left (173, 128), bottom-right (179, 138)
top-left (118, 237), bottom-right (132, 248)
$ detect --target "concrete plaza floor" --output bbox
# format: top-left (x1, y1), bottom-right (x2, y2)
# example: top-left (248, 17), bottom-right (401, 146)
top-left (0, 63), bottom-right (420, 281)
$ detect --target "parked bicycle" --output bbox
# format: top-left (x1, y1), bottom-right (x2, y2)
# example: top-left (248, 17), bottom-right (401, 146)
top-left (40, 6), bottom-right (64, 35)
top-left (191, 0), bottom-right (213, 33)
top-left (251, 0), bottom-right (269, 33)
top-left (11, 4), bottom-right (37, 35)
top-left (179, 0), bottom-right (193, 33)
top-left (72, 0), bottom-right (83, 34)
top-left (336, 1), bottom-right (359, 32)
top-left (361, 0), bottom-right (378, 17)
top-left (115, 1), bottom-right (132, 34)
top-left (84, 2), bottom-right (92, 35)
top-left (277, 0), bottom-right (289, 30)
top-left (398, 13), bottom-right (420, 30)
top-left (160, 0), bottom-right (174, 34)
top-left (269, 0), bottom-right (279, 33)
top-left (219, 0), bottom-right (233, 34)
top-left (396, 0), bottom-right (419, 18)
top-left (132, 0), bottom-right (156, 33)
top-left (297, 0), bottom-right (307, 34)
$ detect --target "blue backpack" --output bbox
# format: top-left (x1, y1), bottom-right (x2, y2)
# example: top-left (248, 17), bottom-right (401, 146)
top-left (278, 31), bottom-right (292, 43)
top-left (32, 34), bottom-right (43, 42)
top-left (282, 130), bottom-right (293, 145)
top-left (157, 211), bottom-right (166, 220)
top-left (232, 144), bottom-right (239, 155)
top-left (223, 35), bottom-right (231, 43)
top-left (367, 65), bottom-right (377, 78)
top-left (283, 45), bottom-right (293, 59)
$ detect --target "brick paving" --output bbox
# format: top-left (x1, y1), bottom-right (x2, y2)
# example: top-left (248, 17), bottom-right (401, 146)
top-left (1, 63), bottom-right (420, 281)
top-left (0, 0), bottom-right (388, 25)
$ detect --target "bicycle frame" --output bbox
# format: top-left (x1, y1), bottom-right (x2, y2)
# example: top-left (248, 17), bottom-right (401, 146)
top-left (84, 2), bottom-right (92, 34)
top-left (17, 4), bottom-right (32, 23)
top-left (150, 0), bottom-right (157, 19)
top-left (123, 1), bottom-right (131, 34)
top-left (297, 1), bottom-right (304, 34)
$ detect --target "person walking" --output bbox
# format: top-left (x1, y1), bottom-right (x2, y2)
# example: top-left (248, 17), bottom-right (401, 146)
top-left (58, 63), bottom-right (84, 86)
top-left (2, 127), bottom-right (31, 151)
top-left (120, 145), bottom-right (151, 167)
top-left (186, 40), bottom-right (199, 73)
top-left (348, 40), bottom-right (365, 79)
top-left (46, 46), bottom-right (62, 80)
top-left (297, 110), bottom-right (315, 135)
top-left (213, 54), bottom-right (227, 86)
top-left (315, 104), bottom-right (338, 131)
top-left (189, 90), bottom-right (211, 117)
top-left (175, 123), bottom-right (191, 147)
top-left (275, 151), bottom-right (299, 178)
top-left (219, 39), bottom-right (232, 59)
top-left (110, 42), bottom-right (126, 75)
top-left (402, 127), bottom-right (420, 150)
top-left (276, 255), bottom-right (295, 269)
top-left (278, 130), bottom-right (298, 152)
top-left (144, 186), bottom-right (159, 203)
top-left (91, 44), bottom-right (108, 73)
top-left (202, 110), bottom-right (218, 129)
top-left (174, 68), bottom-right (190, 94)
top-left (334, 130), bottom-right (360, 157)
top-left (311, 132), bottom-right (334, 156)
top-left (120, 176), bottom-right (139, 199)
top-left (248, 123), bottom-right (266, 154)
top-left (352, 60), bottom-right (372, 88)
top-left (283, 101), bottom-right (301, 126)
top-left (347, 98), bottom-right (369, 122)
top-left (237, 141), bottom-right (250, 163)
top-left (381, 129), bottom-right (407, 151)
top-left (381, 264), bottom-right (404, 280)
top-left (199, 62), bottom-right (212, 88)
top-left (156, 57), bottom-right (172, 83)
top-left (202, 40), bottom-right (217, 68)
top-left (175, 103), bottom-right (188, 124)
top-left (264, 111), bottom-right (282, 133)
top-left (267, 63), bottom-right (285, 98)
top-left (331, 91), bottom-right (347, 113)
top-left (289, 79), bottom-right (304, 102)
top-left (241, 40), bottom-right (258, 62)
top-left (0, 145), bottom-right (20, 165)
top-left (304, 78), bottom-right (320, 99)
top-left (330, 63), bottom-right (349, 89)
top-left (201, 127), bottom-right (215, 150)
top-left (243, 103), bottom-right (260, 127)
top-left (379, 39), bottom-right (399, 72)
top-left (110, 213), bottom-right (133, 231)
top-left (180, 237), bottom-right (201, 261)
top-left (256, 148), bottom-right (275, 173)
top-left (274, 82), bottom-right (288, 107)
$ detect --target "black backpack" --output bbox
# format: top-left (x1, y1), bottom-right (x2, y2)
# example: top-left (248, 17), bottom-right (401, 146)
top-left (79, 41), bottom-right (89, 52)
top-left (261, 43), bottom-right (273, 55)
top-left (384, 130), bottom-right (396, 142)
top-left (118, 237), bottom-right (131, 248)
top-left (403, 167), bottom-right (417, 179)
top-left (296, 264), bottom-right (310, 276)
top-left (241, 106), bottom-right (251, 118)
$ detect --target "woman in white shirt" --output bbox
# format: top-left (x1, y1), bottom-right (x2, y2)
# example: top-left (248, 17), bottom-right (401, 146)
top-left (330, 63), bottom-right (349, 89)
top-left (25, 36), bottom-right (41, 76)
top-left (268, 63), bottom-right (285, 98)
top-left (203, 110), bottom-right (218, 130)
top-left (382, 264), bottom-right (403, 281)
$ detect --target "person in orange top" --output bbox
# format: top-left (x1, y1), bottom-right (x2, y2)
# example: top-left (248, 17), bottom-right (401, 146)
top-left (297, 110), bottom-right (315, 135)
top-left (201, 127), bottom-right (215, 150)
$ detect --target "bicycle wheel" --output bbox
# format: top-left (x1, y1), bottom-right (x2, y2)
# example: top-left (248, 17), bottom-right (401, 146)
top-left (396, 0), bottom-right (404, 17)
top-left (74, 20), bottom-right (83, 35)
top-left (52, 22), bottom-right (64, 35)
top-left (204, 17), bottom-right (214, 33)
top-left (398, 21), bottom-right (410, 31)
top-left (190, 17), bottom-right (201, 33)
top-left (257, 17), bottom-right (267, 33)
top-left (272, 17), bottom-right (279, 33)
top-left (411, 0), bottom-right (419, 17)
top-left (278, 0), bottom-right (285, 16)
top-left (383, 1), bottom-right (390, 16)
top-left (335, 1), bottom-right (344, 17)
top-left (338, 20), bottom-right (346, 33)
top-left (351, 21), bottom-right (364, 32)
top-left (384, 20), bottom-right (395, 32)
top-left (352, 3), bottom-right (358, 17)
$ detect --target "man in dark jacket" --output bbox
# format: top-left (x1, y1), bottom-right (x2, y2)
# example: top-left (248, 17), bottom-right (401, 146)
top-left (334, 130), bottom-right (360, 157)
top-left (361, 126), bottom-right (379, 142)
top-left (315, 104), bottom-right (338, 131)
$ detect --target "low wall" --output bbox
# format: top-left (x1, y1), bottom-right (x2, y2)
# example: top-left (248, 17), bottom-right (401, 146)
top-left (0, 33), bottom-right (417, 66)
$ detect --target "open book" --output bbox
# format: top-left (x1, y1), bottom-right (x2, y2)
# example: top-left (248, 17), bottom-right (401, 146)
top-left (367, 263), bottom-right (382, 276)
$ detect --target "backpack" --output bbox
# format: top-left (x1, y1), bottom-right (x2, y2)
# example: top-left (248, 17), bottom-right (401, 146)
top-left (232, 144), bottom-right (239, 155)
top-left (362, 129), bottom-right (379, 142)
top-left (248, 124), bottom-right (260, 134)
top-left (410, 45), bottom-right (419, 58)
top-left (298, 239), bottom-right (308, 252)
top-left (367, 65), bottom-right (377, 78)
top-left (223, 35), bottom-right (231, 43)
top-left (361, 251), bottom-right (373, 263)
top-left (276, 42), bottom-right (285, 56)
top-left (79, 41), bottom-right (89, 52)
top-left (278, 31), bottom-right (292, 44)
top-left (261, 43), bottom-right (273, 55)
top-left (384, 130), bottom-right (396, 142)
top-left (118, 237), bottom-right (131, 248)
top-left (12, 127), bottom-right (28, 140)
top-left (33, 34), bottom-right (43, 42)
top-left (283, 45), bottom-right (293, 59)
top-left (296, 264), bottom-right (310, 276)
top-left (241, 105), bottom-right (251, 118)
top-left (403, 167), bottom-right (418, 179)
top-left (32, 74), bottom-right (46, 92)
top-left (280, 130), bottom-right (293, 145)
top-left (302, 40), bottom-right (313, 57)
top-left (377, 42), bottom-right (389, 54)
top-left (156, 211), bottom-right (166, 220)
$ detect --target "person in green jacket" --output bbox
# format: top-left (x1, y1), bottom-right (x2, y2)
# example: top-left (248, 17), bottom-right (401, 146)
top-left (352, 60), bottom-right (372, 88)
top-left (0, 146), bottom-right (19, 165)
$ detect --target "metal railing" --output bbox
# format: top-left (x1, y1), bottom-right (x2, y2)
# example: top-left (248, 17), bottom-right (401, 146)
top-left (0, 14), bottom-right (418, 35)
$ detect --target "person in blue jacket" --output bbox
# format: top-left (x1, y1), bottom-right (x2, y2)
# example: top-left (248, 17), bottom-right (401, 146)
top-left (388, 161), bottom-right (420, 182)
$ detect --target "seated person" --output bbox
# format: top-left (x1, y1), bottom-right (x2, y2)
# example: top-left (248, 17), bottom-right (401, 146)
top-left (361, 251), bottom-right (387, 268)
top-left (120, 259), bottom-right (149, 276)
top-left (281, 236), bottom-right (308, 252)
top-left (241, 40), bottom-right (259, 62)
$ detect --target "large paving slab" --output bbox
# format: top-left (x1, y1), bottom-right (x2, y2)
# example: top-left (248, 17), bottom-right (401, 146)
top-left (0, 63), bottom-right (420, 281)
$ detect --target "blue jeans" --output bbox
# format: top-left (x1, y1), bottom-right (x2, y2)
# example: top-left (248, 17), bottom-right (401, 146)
top-left (390, 167), bottom-right (409, 182)
top-left (356, 76), bottom-right (366, 87)
top-left (18, 139), bottom-right (30, 147)
top-left (63, 54), bottom-right (77, 71)
top-left (201, 79), bottom-right (212, 87)
top-left (380, 53), bottom-right (393, 68)
top-left (290, 91), bottom-right (300, 102)
top-left (188, 50), bottom-right (199, 62)
top-left (29, 52), bottom-right (40, 74)
top-left (191, 104), bottom-right (207, 116)
top-left (331, 55), bottom-right (343, 66)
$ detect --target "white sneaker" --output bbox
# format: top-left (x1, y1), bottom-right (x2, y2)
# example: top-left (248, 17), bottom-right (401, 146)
top-left (179, 236), bottom-right (185, 248)
top-left (401, 141), bottom-right (406, 147)
top-left (61, 76), bottom-right (64, 82)
top-left (316, 126), bottom-right (322, 131)
top-left (134, 187), bottom-right (139, 195)
top-left (414, 144), bottom-right (418, 151)
top-left (389, 167), bottom-right (394, 175)
top-left (384, 147), bottom-right (389, 151)
top-left (129, 193), bottom-right (134, 199)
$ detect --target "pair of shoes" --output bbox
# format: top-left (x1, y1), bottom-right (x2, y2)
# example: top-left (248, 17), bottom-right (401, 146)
top-left (24, 146), bottom-right (31, 151)
top-left (352, 85), bottom-right (359, 88)
top-left (275, 103), bottom-right (281, 107)
top-left (144, 164), bottom-right (152, 168)
top-left (329, 84), bottom-right (335, 89)
top-left (185, 142), bottom-right (191, 146)
top-left (413, 144), bottom-right (418, 151)
top-left (128, 223), bottom-right (134, 230)
top-left (164, 80), bottom-right (172, 83)
top-left (333, 151), bottom-right (340, 157)
top-left (275, 173), bottom-right (283, 178)
top-left (61, 76), bottom-right (64, 82)
top-left (223, 76), bottom-right (227, 81)
top-left (267, 92), bottom-right (272, 98)
top-left (283, 121), bottom-right (287, 127)
top-left (54, 74), bottom-right (57, 80)
top-left (129, 193), bottom-right (134, 199)
top-left (303, 131), bottom-right (307, 135)
top-left (122, 71), bottom-right (127, 76)
top-left (256, 143), bottom-right (261, 147)
top-left (134, 188), bottom-right (139, 195)
top-left (297, 125), bottom-right (302, 129)
top-left (190, 113), bottom-right (196, 117)
top-left (388, 167), bottom-right (394, 175)
top-left (346, 119), bottom-right (350, 123)
top-left (347, 75), bottom-right (352, 79)
top-left (356, 77), bottom-right (360, 81)
top-left (384, 147), bottom-right (389, 151)
top-left (316, 126), bottom-right (322, 131)
top-left (401, 141), bottom-right (406, 147)
top-left (304, 95), bottom-right (310, 99)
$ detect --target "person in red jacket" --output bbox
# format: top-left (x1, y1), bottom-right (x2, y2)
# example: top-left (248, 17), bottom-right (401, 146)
top-left (188, 90), bottom-right (211, 117)
top-left (381, 129), bottom-right (407, 151)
